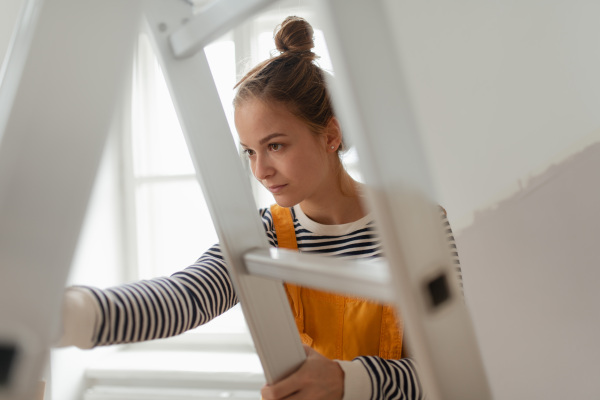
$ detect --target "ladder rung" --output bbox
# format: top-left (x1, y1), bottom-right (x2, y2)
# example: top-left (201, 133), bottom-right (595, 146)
top-left (244, 248), bottom-right (394, 302)
top-left (169, 0), bottom-right (278, 58)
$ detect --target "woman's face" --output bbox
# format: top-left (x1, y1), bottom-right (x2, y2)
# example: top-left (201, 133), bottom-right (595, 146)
top-left (235, 99), bottom-right (334, 208)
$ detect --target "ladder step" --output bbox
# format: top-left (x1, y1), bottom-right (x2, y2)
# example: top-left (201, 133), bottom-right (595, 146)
top-left (169, 0), bottom-right (279, 58)
top-left (244, 249), bottom-right (394, 302)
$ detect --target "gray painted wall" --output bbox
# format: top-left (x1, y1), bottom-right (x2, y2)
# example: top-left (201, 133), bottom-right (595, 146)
top-left (457, 143), bottom-right (600, 399)
top-left (386, 0), bottom-right (600, 231)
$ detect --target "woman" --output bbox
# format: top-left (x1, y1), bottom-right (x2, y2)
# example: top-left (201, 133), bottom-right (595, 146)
top-left (59, 16), bottom-right (459, 400)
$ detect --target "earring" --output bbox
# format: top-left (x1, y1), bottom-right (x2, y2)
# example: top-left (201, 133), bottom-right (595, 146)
top-left (331, 146), bottom-right (335, 150)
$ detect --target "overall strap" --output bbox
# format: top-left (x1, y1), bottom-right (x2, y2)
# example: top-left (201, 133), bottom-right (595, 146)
top-left (269, 204), bottom-right (403, 359)
top-left (270, 204), bottom-right (298, 250)
top-left (270, 204), bottom-right (313, 346)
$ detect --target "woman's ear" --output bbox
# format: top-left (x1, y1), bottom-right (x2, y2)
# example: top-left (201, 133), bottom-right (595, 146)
top-left (325, 117), bottom-right (343, 152)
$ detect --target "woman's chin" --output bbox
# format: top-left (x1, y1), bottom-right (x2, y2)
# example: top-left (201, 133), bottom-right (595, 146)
top-left (273, 195), bottom-right (299, 208)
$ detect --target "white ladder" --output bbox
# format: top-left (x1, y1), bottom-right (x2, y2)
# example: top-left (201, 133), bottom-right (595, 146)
top-left (0, 0), bottom-right (491, 399)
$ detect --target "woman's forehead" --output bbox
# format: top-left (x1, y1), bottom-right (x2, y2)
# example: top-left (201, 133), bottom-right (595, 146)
top-left (236, 100), bottom-right (306, 138)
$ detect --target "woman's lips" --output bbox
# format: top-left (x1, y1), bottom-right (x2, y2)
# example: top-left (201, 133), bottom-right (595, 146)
top-left (267, 184), bottom-right (287, 194)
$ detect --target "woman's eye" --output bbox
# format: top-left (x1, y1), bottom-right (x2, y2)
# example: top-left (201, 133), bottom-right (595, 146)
top-left (269, 143), bottom-right (282, 151)
top-left (242, 149), bottom-right (255, 157)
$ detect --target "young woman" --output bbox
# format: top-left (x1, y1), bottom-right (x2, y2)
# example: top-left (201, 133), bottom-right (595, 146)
top-left (59, 16), bottom-right (460, 400)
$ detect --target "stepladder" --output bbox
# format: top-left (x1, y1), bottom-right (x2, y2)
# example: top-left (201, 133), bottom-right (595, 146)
top-left (0, 0), bottom-right (491, 399)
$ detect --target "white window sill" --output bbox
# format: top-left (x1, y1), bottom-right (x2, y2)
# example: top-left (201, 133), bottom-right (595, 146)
top-left (83, 334), bottom-right (265, 399)
top-left (84, 385), bottom-right (261, 400)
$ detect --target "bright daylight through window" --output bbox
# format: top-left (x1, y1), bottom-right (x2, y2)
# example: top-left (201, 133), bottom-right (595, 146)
top-left (126, 4), bottom-right (356, 346)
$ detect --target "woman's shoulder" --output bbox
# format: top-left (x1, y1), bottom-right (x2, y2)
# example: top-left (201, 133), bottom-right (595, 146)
top-left (258, 206), bottom-right (274, 227)
top-left (258, 204), bottom-right (297, 231)
top-left (258, 206), bottom-right (278, 245)
top-left (259, 206), bottom-right (282, 248)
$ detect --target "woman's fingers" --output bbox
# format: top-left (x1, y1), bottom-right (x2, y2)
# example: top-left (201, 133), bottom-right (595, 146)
top-left (261, 345), bottom-right (344, 400)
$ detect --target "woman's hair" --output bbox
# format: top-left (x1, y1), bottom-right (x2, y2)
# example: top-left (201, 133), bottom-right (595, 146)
top-left (234, 16), bottom-right (343, 149)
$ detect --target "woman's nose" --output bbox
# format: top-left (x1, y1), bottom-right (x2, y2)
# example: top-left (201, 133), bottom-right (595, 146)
top-left (252, 154), bottom-right (274, 180)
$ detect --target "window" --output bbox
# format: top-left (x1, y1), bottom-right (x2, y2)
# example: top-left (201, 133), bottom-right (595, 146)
top-left (128, 32), bottom-right (248, 339)
top-left (124, 2), bottom-right (359, 346)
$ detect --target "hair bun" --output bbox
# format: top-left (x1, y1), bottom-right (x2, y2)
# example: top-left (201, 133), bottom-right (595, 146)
top-left (274, 16), bottom-right (316, 60)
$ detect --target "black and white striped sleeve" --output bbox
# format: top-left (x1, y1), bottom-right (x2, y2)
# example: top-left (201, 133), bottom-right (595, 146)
top-left (355, 357), bottom-right (423, 400)
top-left (74, 244), bottom-right (238, 347)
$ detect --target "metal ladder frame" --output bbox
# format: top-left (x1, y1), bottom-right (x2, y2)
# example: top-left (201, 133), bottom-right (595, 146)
top-left (0, 0), bottom-right (491, 398)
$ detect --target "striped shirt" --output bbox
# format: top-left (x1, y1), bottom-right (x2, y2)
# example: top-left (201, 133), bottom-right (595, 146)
top-left (77, 205), bottom-right (461, 400)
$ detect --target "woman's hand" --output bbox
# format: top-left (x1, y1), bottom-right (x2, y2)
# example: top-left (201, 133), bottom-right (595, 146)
top-left (261, 345), bottom-right (345, 400)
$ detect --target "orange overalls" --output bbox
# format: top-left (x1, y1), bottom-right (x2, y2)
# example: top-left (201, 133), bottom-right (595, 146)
top-left (270, 204), bottom-right (404, 361)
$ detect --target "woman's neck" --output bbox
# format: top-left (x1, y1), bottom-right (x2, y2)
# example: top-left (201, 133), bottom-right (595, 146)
top-left (299, 173), bottom-right (367, 225)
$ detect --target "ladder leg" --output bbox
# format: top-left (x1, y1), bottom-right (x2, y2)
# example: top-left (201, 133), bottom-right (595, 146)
top-left (0, 0), bottom-right (139, 398)
top-left (312, 1), bottom-right (492, 399)
top-left (142, 0), bottom-right (305, 384)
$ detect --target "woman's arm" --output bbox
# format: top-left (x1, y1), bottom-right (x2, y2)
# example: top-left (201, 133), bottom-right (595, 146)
top-left (57, 244), bottom-right (239, 348)
top-left (351, 356), bottom-right (423, 400)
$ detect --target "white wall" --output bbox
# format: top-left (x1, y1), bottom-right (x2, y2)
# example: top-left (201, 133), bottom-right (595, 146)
top-left (456, 144), bottom-right (600, 399)
top-left (386, 0), bottom-right (600, 229)
top-left (383, 1), bottom-right (600, 399)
